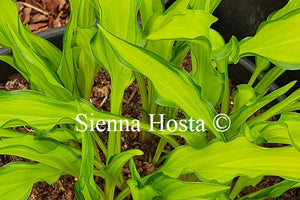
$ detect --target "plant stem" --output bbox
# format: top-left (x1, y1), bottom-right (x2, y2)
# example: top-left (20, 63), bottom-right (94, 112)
top-left (106, 81), bottom-right (125, 200)
top-left (91, 131), bottom-right (107, 157)
top-left (152, 138), bottom-right (168, 165)
top-left (115, 187), bottom-right (130, 200)
top-left (134, 72), bottom-right (148, 110)
top-left (107, 82), bottom-right (123, 161)
top-left (134, 71), bottom-right (152, 142)
top-left (254, 66), bottom-right (285, 95)
top-left (221, 69), bottom-right (230, 115)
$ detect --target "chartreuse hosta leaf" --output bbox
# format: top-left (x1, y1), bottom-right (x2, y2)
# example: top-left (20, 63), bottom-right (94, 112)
top-left (246, 121), bottom-right (290, 145)
top-left (127, 158), bottom-right (228, 200)
top-left (239, 180), bottom-right (300, 200)
top-left (0, 135), bottom-right (81, 177)
top-left (0, 128), bottom-right (26, 138)
top-left (73, 103), bottom-right (100, 200)
top-left (57, 0), bottom-right (98, 99)
top-left (229, 176), bottom-right (263, 200)
top-left (0, 90), bottom-right (179, 147)
top-left (0, 0), bottom-right (72, 100)
top-left (248, 87), bottom-right (300, 126)
top-left (246, 113), bottom-right (300, 146)
top-left (268, 0), bottom-right (300, 21)
top-left (140, 0), bottom-right (164, 27)
top-left (190, 41), bottom-right (224, 108)
top-left (90, 0), bottom-right (144, 162)
top-left (0, 162), bottom-right (62, 200)
top-left (156, 137), bottom-right (300, 184)
top-left (279, 112), bottom-right (300, 151)
top-left (94, 25), bottom-right (223, 139)
top-left (231, 85), bottom-right (257, 113)
top-left (146, 5), bottom-right (217, 41)
top-left (144, 0), bottom-right (217, 61)
top-left (228, 81), bottom-right (296, 138)
top-left (248, 56), bottom-right (270, 87)
top-left (103, 150), bottom-right (143, 200)
top-left (0, 1), bottom-right (61, 70)
top-left (239, 8), bottom-right (300, 70)
top-left (130, 172), bottom-right (229, 200)
top-left (189, 0), bottom-right (222, 13)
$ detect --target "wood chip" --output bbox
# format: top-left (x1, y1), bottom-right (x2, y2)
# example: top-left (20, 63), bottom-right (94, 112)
top-left (29, 22), bottom-right (48, 31)
top-left (53, 11), bottom-right (63, 27)
top-left (31, 13), bottom-right (48, 23)
top-left (22, 7), bottom-right (32, 24)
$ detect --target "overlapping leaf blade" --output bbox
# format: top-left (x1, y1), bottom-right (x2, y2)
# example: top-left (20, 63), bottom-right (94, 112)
top-left (0, 0), bottom-right (72, 100)
top-left (156, 137), bottom-right (300, 184)
top-left (0, 90), bottom-right (179, 146)
top-left (239, 9), bottom-right (300, 70)
top-left (0, 162), bottom-right (62, 200)
top-left (0, 135), bottom-right (81, 176)
top-left (94, 25), bottom-right (221, 138)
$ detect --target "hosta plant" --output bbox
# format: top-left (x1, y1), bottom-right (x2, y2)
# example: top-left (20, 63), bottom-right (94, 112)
top-left (0, 0), bottom-right (300, 199)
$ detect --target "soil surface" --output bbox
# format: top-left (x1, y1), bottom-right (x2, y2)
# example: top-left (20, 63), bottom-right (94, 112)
top-left (0, 0), bottom-right (299, 199)
top-left (17, 0), bottom-right (70, 33)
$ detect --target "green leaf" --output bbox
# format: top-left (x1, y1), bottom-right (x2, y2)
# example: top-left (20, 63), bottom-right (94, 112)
top-left (45, 128), bottom-right (79, 143)
top-left (104, 150), bottom-right (143, 199)
top-left (254, 66), bottom-right (285, 95)
top-left (89, 0), bottom-right (145, 160)
top-left (279, 112), bottom-right (300, 151)
top-left (75, 130), bottom-right (99, 200)
top-left (190, 41), bottom-right (224, 108)
top-left (176, 131), bottom-right (208, 149)
top-left (135, 172), bottom-right (229, 200)
top-left (0, 90), bottom-right (179, 147)
top-left (248, 88), bottom-right (300, 126)
top-left (228, 81), bottom-right (296, 138)
top-left (0, 55), bottom-right (15, 72)
top-left (140, 0), bottom-right (164, 27)
top-left (105, 149), bottom-right (143, 184)
top-left (0, 90), bottom-right (79, 130)
top-left (0, 128), bottom-right (26, 138)
top-left (247, 122), bottom-right (290, 145)
top-left (0, 162), bottom-right (62, 200)
top-left (57, 0), bottom-right (96, 99)
top-left (232, 84), bottom-right (257, 113)
top-left (147, 10), bottom-right (217, 41)
top-left (147, 173), bottom-right (229, 200)
top-left (211, 36), bottom-right (239, 64)
top-left (281, 100), bottom-right (300, 113)
top-left (239, 9), bottom-right (300, 70)
top-left (268, 0), bottom-right (300, 21)
top-left (229, 176), bottom-right (263, 199)
top-left (128, 179), bottom-right (160, 200)
top-left (95, 25), bottom-right (222, 139)
top-left (89, 0), bottom-right (144, 102)
top-left (189, 0), bottom-right (222, 13)
top-left (0, 135), bottom-right (81, 177)
top-left (0, 0), bottom-right (71, 100)
top-left (248, 56), bottom-right (271, 87)
top-left (239, 180), bottom-right (299, 200)
top-left (129, 157), bottom-right (229, 200)
top-left (156, 137), bottom-right (300, 184)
